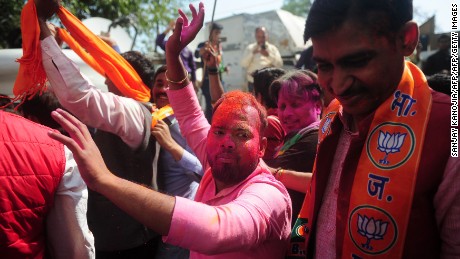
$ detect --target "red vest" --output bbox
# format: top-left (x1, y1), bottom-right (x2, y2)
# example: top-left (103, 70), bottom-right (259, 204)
top-left (303, 91), bottom-right (451, 258)
top-left (0, 111), bottom-right (65, 258)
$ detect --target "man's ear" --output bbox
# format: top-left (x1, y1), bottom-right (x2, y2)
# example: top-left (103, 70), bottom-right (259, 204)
top-left (259, 136), bottom-right (267, 158)
top-left (315, 101), bottom-right (322, 116)
top-left (399, 21), bottom-right (419, 56)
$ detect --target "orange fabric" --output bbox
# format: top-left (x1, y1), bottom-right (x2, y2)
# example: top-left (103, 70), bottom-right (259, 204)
top-left (14, 1), bottom-right (150, 103)
top-left (151, 105), bottom-right (174, 128)
top-left (13, 0), bottom-right (47, 102)
top-left (288, 62), bottom-right (433, 258)
top-left (340, 62), bottom-right (432, 258)
top-left (57, 7), bottom-right (150, 102)
top-left (57, 28), bottom-right (105, 76)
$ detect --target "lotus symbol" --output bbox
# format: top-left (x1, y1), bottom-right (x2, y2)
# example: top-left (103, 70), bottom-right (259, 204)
top-left (377, 131), bottom-right (407, 165)
top-left (357, 214), bottom-right (388, 251)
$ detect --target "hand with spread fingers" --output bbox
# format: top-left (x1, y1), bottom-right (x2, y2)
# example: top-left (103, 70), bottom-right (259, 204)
top-left (165, 2), bottom-right (205, 58)
top-left (48, 108), bottom-right (111, 191)
top-left (165, 2), bottom-right (205, 88)
top-left (202, 42), bottom-right (219, 68)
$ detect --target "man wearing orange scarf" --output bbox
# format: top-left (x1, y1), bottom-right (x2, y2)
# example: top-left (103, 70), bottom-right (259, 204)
top-left (286, 0), bottom-right (459, 258)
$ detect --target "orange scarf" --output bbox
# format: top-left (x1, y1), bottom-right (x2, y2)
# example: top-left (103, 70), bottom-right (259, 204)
top-left (13, 1), bottom-right (47, 103)
top-left (288, 62), bottom-right (432, 258)
top-left (14, 1), bottom-right (150, 103)
top-left (151, 105), bottom-right (174, 128)
top-left (57, 28), bottom-right (105, 76)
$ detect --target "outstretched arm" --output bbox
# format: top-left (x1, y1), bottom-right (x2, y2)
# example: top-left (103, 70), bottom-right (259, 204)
top-left (36, 0), bottom-right (147, 149)
top-left (48, 108), bottom-right (289, 254)
top-left (267, 166), bottom-right (312, 193)
top-left (47, 3), bottom-right (207, 236)
top-left (48, 108), bottom-right (175, 235)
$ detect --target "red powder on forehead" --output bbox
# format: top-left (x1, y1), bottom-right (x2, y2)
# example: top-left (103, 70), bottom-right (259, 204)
top-left (213, 91), bottom-right (257, 121)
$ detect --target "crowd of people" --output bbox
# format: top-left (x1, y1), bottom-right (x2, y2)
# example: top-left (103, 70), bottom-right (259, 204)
top-left (1, 0), bottom-right (458, 258)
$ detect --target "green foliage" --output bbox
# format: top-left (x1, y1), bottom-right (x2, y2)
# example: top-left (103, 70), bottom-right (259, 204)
top-left (62, 0), bottom-right (188, 52)
top-left (281, 0), bottom-right (311, 18)
top-left (0, 0), bottom-right (186, 51)
top-left (0, 0), bottom-right (26, 48)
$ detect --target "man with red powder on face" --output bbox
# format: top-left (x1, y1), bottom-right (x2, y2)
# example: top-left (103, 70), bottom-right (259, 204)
top-left (48, 2), bottom-right (292, 259)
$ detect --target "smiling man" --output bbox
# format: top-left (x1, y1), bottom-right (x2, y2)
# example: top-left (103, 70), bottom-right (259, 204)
top-left (288, 0), bottom-right (459, 258)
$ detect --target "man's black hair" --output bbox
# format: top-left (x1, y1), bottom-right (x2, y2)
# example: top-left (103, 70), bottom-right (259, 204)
top-left (20, 92), bottom-right (68, 135)
top-left (304, 0), bottom-right (413, 42)
top-left (121, 51), bottom-right (156, 88)
top-left (252, 67), bottom-right (286, 109)
top-left (153, 65), bottom-right (168, 84)
top-left (427, 73), bottom-right (451, 95)
top-left (211, 22), bottom-right (223, 31)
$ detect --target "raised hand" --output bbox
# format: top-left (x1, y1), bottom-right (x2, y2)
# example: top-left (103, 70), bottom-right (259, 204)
top-left (202, 42), bottom-right (219, 68)
top-left (165, 2), bottom-right (205, 57)
top-left (48, 109), bottom-right (111, 191)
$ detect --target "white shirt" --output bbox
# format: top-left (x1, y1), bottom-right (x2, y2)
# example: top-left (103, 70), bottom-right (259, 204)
top-left (46, 147), bottom-right (95, 259)
top-left (40, 36), bottom-right (146, 149)
top-left (240, 42), bottom-right (283, 83)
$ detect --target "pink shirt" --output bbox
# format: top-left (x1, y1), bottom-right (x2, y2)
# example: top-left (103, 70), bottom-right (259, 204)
top-left (166, 84), bottom-right (292, 258)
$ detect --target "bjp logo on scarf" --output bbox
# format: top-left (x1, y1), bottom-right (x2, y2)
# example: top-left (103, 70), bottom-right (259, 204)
top-left (349, 205), bottom-right (397, 255)
top-left (318, 112), bottom-right (335, 144)
top-left (376, 131), bottom-right (407, 165)
top-left (366, 123), bottom-right (415, 170)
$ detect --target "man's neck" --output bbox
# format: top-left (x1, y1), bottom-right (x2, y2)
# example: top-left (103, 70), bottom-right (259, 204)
top-left (341, 112), bottom-right (369, 133)
top-left (214, 180), bottom-right (226, 194)
top-left (350, 115), bottom-right (363, 133)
